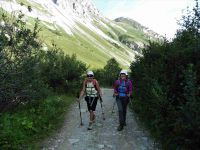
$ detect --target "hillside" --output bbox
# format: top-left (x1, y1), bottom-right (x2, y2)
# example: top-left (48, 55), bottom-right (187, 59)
top-left (0, 0), bottom-right (162, 69)
top-left (114, 17), bottom-right (163, 53)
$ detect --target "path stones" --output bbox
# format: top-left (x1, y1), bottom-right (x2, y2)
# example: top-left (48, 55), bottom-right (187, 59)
top-left (107, 145), bottom-right (114, 149)
top-left (97, 144), bottom-right (105, 149)
top-left (42, 88), bottom-right (158, 150)
top-left (81, 108), bottom-right (87, 112)
top-left (68, 139), bottom-right (79, 145)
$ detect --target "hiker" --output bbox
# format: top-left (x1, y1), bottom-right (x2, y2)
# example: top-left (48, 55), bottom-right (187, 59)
top-left (79, 70), bottom-right (103, 130)
top-left (113, 69), bottom-right (132, 131)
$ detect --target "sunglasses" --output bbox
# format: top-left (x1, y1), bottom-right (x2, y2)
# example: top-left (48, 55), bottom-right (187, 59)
top-left (120, 73), bottom-right (126, 76)
top-left (87, 75), bottom-right (94, 77)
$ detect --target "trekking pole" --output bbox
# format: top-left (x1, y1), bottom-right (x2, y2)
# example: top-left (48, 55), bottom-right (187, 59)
top-left (112, 94), bottom-right (116, 113)
top-left (99, 96), bottom-right (105, 120)
top-left (76, 93), bottom-right (83, 126)
top-left (129, 96), bottom-right (134, 108)
top-left (78, 100), bottom-right (83, 126)
top-left (111, 98), bottom-right (116, 114)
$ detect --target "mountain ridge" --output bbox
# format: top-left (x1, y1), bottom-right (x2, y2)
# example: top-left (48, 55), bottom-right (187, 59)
top-left (0, 0), bottom-right (162, 68)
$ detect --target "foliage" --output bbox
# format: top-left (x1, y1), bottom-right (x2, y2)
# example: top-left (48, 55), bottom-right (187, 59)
top-left (39, 45), bottom-right (87, 93)
top-left (0, 9), bottom-right (87, 111)
top-left (130, 1), bottom-right (200, 149)
top-left (0, 9), bottom-right (48, 111)
top-left (0, 94), bottom-right (74, 149)
top-left (0, 8), bottom-right (87, 149)
top-left (94, 58), bottom-right (121, 87)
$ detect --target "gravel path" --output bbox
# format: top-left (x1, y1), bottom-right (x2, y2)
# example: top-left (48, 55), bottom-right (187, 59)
top-left (41, 88), bottom-right (158, 150)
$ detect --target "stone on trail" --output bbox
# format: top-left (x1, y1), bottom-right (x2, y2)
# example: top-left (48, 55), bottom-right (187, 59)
top-left (68, 138), bottom-right (79, 145)
top-left (97, 144), bottom-right (105, 149)
top-left (81, 108), bottom-right (87, 112)
top-left (96, 123), bottom-right (103, 127)
top-left (107, 145), bottom-right (114, 148)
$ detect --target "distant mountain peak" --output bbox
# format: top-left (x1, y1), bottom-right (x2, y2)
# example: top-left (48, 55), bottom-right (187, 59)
top-left (114, 17), bottom-right (163, 39)
top-left (115, 17), bottom-right (144, 28)
top-left (0, 0), bottom-right (162, 68)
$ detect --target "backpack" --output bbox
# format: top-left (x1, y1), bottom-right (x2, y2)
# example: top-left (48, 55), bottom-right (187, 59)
top-left (84, 79), bottom-right (98, 90)
top-left (116, 79), bottom-right (131, 97)
top-left (84, 79), bottom-right (98, 97)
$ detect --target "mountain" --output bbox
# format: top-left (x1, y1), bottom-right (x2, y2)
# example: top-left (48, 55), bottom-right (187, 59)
top-left (114, 17), bottom-right (163, 53)
top-left (0, 0), bottom-right (162, 68)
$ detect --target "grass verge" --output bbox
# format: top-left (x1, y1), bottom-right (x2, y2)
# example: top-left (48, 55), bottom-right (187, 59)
top-left (0, 94), bottom-right (75, 150)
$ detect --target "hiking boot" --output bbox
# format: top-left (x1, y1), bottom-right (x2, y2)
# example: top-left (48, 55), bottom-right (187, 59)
top-left (117, 125), bottom-right (124, 131)
top-left (87, 121), bottom-right (93, 130)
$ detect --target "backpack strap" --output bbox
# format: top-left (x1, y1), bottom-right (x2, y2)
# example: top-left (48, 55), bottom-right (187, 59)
top-left (85, 79), bottom-right (98, 91)
top-left (116, 79), bottom-right (130, 93)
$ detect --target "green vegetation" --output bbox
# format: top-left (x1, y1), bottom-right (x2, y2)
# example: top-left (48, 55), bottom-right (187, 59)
top-left (0, 8), bottom-right (86, 149)
top-left (0, 95), bottom-right (74, 149)
top-left (4, 0), bottom-right (162, 70)
top-left (11, 0), bottom-right (147, 69)
top-left (93, 20), bottom-right (119, 41)
top-left (130, 1), bottom-right (200, 149)
top-left (110, 17), bottom-right (162, 54)
top-left (16, 0), bottom-right (31, 6)
top-left (94, 58), bottom-right (121, 87)
top-left (16, 0), bottom-right (49, 14)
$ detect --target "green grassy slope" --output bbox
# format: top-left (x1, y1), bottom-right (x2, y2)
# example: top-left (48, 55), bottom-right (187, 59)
top-left (114, 18), bottom-right (162, 45)
top-left (33, 18), bottom-right (136, 69)
top-left (3, 1), bottom-right (162, 69)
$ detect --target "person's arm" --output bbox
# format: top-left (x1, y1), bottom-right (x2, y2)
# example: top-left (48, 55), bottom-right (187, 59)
top-left (95, 80), bottom-right (103, 97)
top-left (128, 80), bottom-right (133, 96)
top-left (113, 80), bottom-right (119, 96)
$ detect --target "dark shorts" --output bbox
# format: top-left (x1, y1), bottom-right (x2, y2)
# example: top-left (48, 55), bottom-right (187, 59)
top-left (85, 96), bottom-right (98, 111)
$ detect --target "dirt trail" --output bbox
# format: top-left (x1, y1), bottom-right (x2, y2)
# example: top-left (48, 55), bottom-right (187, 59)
top-left (41, 88), bottom-right (158, 150)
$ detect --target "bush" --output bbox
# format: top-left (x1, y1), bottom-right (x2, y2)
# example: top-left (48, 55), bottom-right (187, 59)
top-left (130, 1), bottom-right (200, 149)
top-left (94, 58), bottom-right (121, 87)
top-left (0, 9), bottom-right (48, 111)
top-left (0, 9), bottom-right (87, 111)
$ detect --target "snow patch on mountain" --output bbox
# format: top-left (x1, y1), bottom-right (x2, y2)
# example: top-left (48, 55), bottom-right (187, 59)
top-left (0, 0), bottom-right (123, 46)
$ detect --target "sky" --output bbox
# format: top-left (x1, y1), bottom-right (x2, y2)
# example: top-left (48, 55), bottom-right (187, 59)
top-left (91, 0), bottom-right (196, 39)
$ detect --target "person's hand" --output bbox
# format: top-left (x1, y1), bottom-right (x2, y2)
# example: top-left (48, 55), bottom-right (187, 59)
top-left (114, 93), bottom-right (118, 96)
top-left (77, 97), bottom-right (81, 103)
top-left (100, 93), bottom-right (103, 98)
top-left (127, 93), bottom-right (130, 97)
top-left (99, 96), bottom-right (103, 102)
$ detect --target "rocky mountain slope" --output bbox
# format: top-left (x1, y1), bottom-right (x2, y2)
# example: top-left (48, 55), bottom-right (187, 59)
top-left (0, 0), bottom-right (162, 68)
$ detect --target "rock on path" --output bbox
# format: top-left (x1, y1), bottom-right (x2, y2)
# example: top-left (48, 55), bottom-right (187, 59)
top-left (41, 88), bottom-right (159, 150)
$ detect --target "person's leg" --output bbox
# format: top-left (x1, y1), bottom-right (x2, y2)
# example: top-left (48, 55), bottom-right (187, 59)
top-left (88, 112), bottom-right (93, 130)
top-left (121, 97), bottom-right (129, 126)
top-left (116, 96), bottom-right (124, 131)
top-left (90, 97), bottom-right (98, 122)
top-left (85, 97), bottom-right (93, 129)
top-left (88, 97), bottom-right (98, 130)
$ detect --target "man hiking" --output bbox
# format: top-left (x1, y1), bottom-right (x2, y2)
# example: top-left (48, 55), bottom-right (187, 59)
top-left (79, 70), bottom-right (103, 130)
top-left (113, 70), bottom-right (132, 131)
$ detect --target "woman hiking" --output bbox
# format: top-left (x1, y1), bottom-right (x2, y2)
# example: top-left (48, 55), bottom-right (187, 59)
top-left (113, 70), bottom-right (132, 131)
top-left (79, 70), bottom-right (103, 130)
